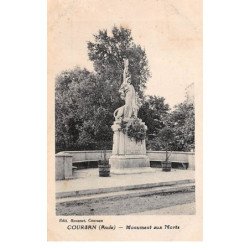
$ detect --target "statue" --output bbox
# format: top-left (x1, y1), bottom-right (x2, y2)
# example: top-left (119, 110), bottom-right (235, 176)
top-left (110, 59), bottom-right (150, 173)
top-left (114, 59), bottom-right (141, 120)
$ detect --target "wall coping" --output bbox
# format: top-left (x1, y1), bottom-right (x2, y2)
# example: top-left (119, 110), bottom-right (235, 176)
top-left (55, 152), bottom-right (73, 157)
top-left (59, 150), bottom-right (112, 153)
top-left (57, 150), bottom-right (195, 155)
top-left (147, 151), bottom-right (195, 155)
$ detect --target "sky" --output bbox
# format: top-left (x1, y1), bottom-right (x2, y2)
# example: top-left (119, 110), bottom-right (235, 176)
top-left (48, 0), bottom-right (202, 107)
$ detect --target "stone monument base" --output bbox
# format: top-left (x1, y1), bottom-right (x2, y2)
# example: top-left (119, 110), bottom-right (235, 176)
top-left (109, 155), bottom-right (153, 175)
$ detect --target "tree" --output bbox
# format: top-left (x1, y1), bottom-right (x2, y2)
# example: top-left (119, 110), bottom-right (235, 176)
top-left (154, 100), bottom-right (195, 152)
top-left (55, 67), bottom-right (98, 151)
top-left (169, 101), bottom-right (195, 151)
top-left (158, 124), bottom-right (175, 162)
top-left (87, 26), bottom-right (151, 98)
top-left (138, 95), bottom-right (170, 147)
top-left (55, 26), bottom-right (151, 152)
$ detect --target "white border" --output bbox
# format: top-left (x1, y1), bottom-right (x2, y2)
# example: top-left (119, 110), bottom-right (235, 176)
top-left (1, 0), bottom-right (250, 249)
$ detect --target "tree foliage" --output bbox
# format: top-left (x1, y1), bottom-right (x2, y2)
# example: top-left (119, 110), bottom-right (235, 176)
top-left (55, 26), bottom-right (151, 152)
top-left (148, 100), bottom-right (195, 152)
top-left (169, 101), bottom-right (195, 151)
top-left (138, 95), bottom-right (170, 140)
top-left (55, 26), bottom-right (195, 153)
top-left (87, 26), bottom-right (151, 97)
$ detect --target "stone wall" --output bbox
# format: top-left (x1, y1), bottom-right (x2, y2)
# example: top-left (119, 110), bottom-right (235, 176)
top-left (60, 150), bottom-right (195, 169)
top-left (55, 150), bottom-right (195, 180)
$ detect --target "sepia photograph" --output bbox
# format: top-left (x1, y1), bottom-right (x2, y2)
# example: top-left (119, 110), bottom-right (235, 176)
top-left (2, 0), bottom-right (250, 248)
top-left (48, 0), bottom-right (202, 240)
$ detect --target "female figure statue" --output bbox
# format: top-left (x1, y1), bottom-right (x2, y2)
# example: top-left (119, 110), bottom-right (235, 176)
top-left (114, 59), bottom-right (141, 120)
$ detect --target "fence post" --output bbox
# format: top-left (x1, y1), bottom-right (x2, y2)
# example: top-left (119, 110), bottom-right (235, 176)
top-left (188, 153), bottom-right (195, 170)
top-left (55, 152), bottom-right (73, 180)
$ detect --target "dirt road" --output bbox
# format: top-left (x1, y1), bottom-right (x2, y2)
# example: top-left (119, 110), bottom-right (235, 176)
top-left (56, 190), bottom-right (195, 215)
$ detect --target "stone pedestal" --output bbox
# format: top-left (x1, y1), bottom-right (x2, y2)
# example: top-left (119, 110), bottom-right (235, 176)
top-left (55, 152), bottom-right (73, 180)
top-left (109, 120), bottom-right (152, 174)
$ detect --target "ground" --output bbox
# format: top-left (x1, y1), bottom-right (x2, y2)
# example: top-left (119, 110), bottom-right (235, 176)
top-left (56, 168), bottom-right (195, 215)
top-left (56, 191), bottom-right (195, 216)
